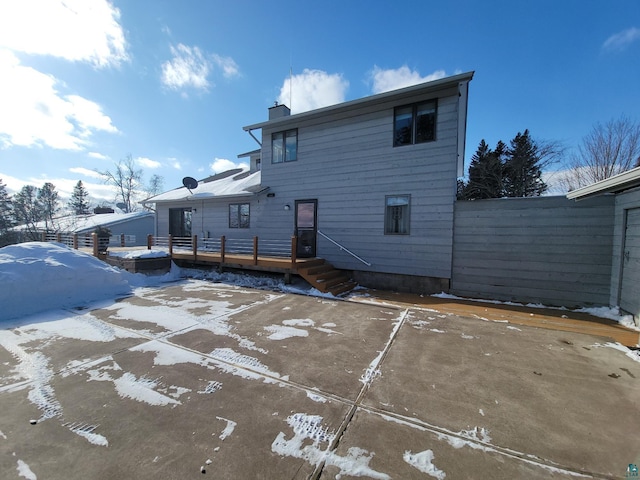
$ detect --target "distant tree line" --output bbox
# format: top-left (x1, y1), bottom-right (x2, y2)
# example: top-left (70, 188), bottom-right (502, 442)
top-left (0, 155), bottom-right (164, 247)
top-left (458, 130), bottom-right (563, 200)
top-left (459, 115), bottom-right (640, 200)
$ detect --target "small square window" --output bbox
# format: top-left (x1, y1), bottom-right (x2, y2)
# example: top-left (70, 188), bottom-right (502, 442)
top-left (229, 203), bottom-right (250, 228)
top-left (384, 195), bottom-right (410, 235)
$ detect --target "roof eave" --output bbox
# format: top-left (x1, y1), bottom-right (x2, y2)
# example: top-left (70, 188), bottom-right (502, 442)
top-left (243, 71), bottom-right (475, 131)
top-left (566, 166), bottom-right (640, 200)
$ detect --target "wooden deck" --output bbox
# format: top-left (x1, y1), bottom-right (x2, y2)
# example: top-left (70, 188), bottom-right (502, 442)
top-left (170, 249), bottom-right (319, 274)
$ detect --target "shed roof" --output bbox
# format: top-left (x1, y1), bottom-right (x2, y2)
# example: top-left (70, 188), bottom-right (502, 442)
top-left (23, 211), bottom-right (153, 234)
top-left (566, 166), bottom-right (640, 200)
top-left (144, 169), bottom-right (264, 204)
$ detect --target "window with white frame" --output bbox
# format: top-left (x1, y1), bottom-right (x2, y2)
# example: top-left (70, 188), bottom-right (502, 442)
top-left (229, 203), bottom-right (250, 228)
top-left (384, 195), bottom-right (410, 235)
top-left (393, 100), bottom-right (437, 146)
top-left (272, 129), bottom-right (297, 163)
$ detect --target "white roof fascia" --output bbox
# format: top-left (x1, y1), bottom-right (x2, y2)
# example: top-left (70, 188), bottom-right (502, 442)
top-left (566, 166), bottom-right (640, 200)
top-left (243, 71), bottom-right (475, 132)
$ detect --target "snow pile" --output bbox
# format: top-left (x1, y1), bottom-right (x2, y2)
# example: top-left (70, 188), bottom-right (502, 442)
top-left (107, 249), bottom-right (170, 260)
top-left (0, 242), bottom-right (179, 322)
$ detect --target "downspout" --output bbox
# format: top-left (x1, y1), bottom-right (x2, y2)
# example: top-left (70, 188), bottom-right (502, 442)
top-left (246, 128), bottom-right (262, 147)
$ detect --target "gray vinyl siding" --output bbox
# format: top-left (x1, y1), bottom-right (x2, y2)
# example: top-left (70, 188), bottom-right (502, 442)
top-left (451, 196), bottom-right (615, 308)
top-left (106, 217), bottom-right (154, 246)
top-left (257, 89), bottom-right (461, 278)
top-left (156, 198), bottom-right (266, 241)
top-left (610, 186), bottom-right (640, 309)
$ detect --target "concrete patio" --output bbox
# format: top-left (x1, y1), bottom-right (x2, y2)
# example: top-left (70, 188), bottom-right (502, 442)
top-left (0, 279), bottom-right (638, 479)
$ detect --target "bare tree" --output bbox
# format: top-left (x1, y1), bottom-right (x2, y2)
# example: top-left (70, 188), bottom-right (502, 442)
top-left (99, 155), bottom-right (143, 213)
top-left (559, 116), bottom-right (640, 191)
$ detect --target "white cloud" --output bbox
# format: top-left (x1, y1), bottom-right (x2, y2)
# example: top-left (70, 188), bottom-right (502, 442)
top-left (603, 27), bottom-right (640, 51)
top-left (0, 0), bottom-right (128, 68)
top-left (212, 54), bottom-right (240, 79)
top-left (0, 50), bottom-right (119, 150)
top-left (160, 44), bottom-right (241, 93)
top-left (169, 158), bottom-right (182, 170)
top-left (278, 69), bottom-right (349, 114)
top-left (69, 167), bottom-right (103, 179)
top-left (161, 44), bottom-right (211, 91)
top-left (210, 158), bottom-right (248, 173)
top-left (0, 171), bottom-right (113, 201)
top-left (88, 152), bottom-right (108, 160)
top-left (369, 66), bottom-right (447, 94)
top-left (135, 157), bottom-right (161, 169)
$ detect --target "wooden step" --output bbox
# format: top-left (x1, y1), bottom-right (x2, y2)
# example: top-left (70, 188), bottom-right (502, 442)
top-left (296, 258), bottom-right (356, 296)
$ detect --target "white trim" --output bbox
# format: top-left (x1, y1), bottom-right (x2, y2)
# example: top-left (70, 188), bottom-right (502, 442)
top-left (566, 166), bottom-right (640, 200)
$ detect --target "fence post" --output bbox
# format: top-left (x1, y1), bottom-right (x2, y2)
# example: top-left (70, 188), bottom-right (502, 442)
top-left (193, 235), bottom-right (198, 261)
top-left (73, 234), bottom-right (78, 250)
top-left (92, 233), bottom-right (98, 257)
top-left (41, 232), bottom-right (46, 242)
top-left (168, 235), bottom-right (173, 256)
top-left (253, 236), bottom-right (258, 265)
top-left (56, 232), bottom-right (62, 243)
top-left (120, 234), bottom-right (125, 247)
top-left (220, 236), bottom-right (226, 263)
top-left (291, 236), bottom-right (297, 270)
top-left (147, 234), bottom-right (153, 250)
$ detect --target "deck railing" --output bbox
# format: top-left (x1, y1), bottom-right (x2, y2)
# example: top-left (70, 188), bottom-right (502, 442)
top-left (148, 235), bottom-right (298, 265)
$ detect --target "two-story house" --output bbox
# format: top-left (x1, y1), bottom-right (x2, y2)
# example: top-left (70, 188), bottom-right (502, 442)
top-left (146, 71), bottom-right (474, 294)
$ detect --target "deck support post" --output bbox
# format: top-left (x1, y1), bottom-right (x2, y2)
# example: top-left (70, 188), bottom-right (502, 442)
top-left (291, 236), bottom-right (297, 271)
top-left (73, 234), bottom-right (78, 250)
top-left (147, 234), bottom-right (153, 250)
top-left (220, 236), bottom-right (226, 263)
top-left (168, 235), bottom-right (173, 256)
top-left (92, 233), bottom-right (98, 257)
top-left (120, 234), bottom-right (125, 247)
top-left (253, 236), bottom-right (258, 265)
top-left (192, 235), bottom-right (198, 261)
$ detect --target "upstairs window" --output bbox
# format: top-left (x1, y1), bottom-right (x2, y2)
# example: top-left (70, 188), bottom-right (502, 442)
top-left (229, 203), bottom-right (250, 228)
top-left (393, 100), bottom-right (437, 146)
top-left (272, 129), bottom-right (298, 163)
top-left (384, 195), bottom-right (410, 235)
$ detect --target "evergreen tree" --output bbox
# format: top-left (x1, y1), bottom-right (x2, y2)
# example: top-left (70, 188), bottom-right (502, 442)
top-left (461, 139), bottom-right (504, 199)
top-left (37, 182), bottom-right (60, 232)
top-left (69, 180), bottom-right (91, 215)
top-left (0, 179), bottom-right (16, 246)
top-left (13, 185), bottom-right (42, 241)
top-left (503, 130), bottom-right (547, 197)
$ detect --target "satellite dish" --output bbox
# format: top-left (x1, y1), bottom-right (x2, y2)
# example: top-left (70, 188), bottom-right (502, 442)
top-left (182, 176), bottom-right (198, 194)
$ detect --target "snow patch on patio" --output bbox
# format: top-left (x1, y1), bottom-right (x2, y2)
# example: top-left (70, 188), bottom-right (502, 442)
top-left (271, 413), bottom-right (390, 479)
top-left (264, 324), bottom-right (309, 340)
top-left (593, 342), bottom-right (640, 363)
top-left (16, 459), bottom-right (37, 480)
top-left (216, 416), bottom-right (236, 440)
top-left (404, 449), bottom-right (446, 479)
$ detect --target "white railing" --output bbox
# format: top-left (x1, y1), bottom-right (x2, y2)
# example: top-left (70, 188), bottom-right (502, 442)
top-left (318, 230), bottom-right (371, 266)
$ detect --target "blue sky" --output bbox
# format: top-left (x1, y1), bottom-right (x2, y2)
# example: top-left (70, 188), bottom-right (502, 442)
top-left (0, 0), bottom-right (639, 205)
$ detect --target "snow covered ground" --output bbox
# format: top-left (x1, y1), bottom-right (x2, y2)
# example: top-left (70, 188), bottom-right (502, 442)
top-left (0, 241), bottom-right (636, 330)
top-left (1, 242), bottom-right (639, 479)
top-left (0, 242), bottom-right (328, 325)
